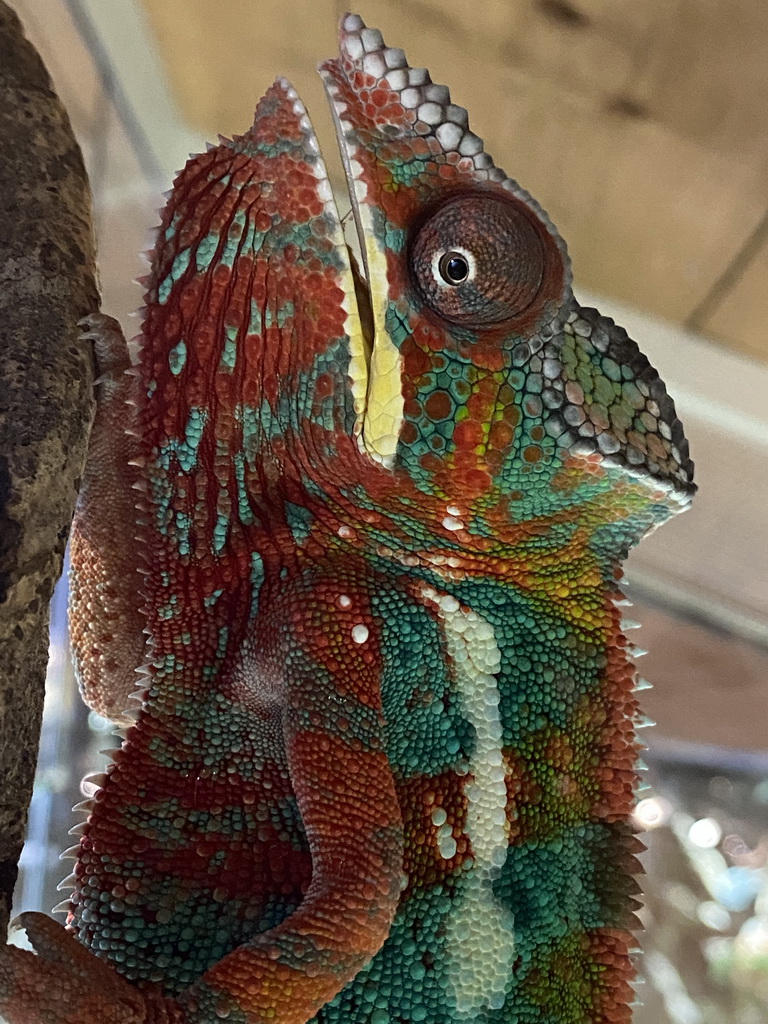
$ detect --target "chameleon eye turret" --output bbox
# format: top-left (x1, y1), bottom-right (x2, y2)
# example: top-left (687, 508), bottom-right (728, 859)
top-left (0, 12), bottom-right (694, 1024)
top-left (408, 192), bottom-right (566, 330)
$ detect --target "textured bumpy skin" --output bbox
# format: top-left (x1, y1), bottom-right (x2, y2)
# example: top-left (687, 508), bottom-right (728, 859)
top-left (0, 14), bottom-right (695, 1024)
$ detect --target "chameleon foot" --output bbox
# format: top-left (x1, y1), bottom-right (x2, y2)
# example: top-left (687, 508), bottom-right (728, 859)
top-left (0, 913), bottom-right (180, 1024)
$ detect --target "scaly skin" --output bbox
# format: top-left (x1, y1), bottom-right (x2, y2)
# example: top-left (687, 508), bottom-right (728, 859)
top-left (0, 14), bottom-right (694, 1024)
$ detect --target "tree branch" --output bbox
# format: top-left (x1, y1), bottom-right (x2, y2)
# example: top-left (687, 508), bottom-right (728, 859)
top-left (0, 0), bottom-right (98, 934)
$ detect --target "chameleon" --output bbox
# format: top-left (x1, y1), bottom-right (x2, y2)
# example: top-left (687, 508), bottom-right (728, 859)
top-left (0, 12), bottom-right (695, 1024)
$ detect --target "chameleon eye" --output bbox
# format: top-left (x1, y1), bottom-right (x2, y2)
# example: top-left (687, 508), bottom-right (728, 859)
top-left (409, 192), bottom-right (566, 331)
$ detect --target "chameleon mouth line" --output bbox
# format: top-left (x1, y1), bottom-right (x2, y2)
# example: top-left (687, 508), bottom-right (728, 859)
top-left (317, 64), bottom-right (375, 368)
top-left (346, 238), bottom-right (375, 366)
top-left (321, 63), bottom-right (405, 468)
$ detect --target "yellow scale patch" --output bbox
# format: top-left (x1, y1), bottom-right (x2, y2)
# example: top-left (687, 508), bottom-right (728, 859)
top-left (360, 226), bottom-right (403, 467)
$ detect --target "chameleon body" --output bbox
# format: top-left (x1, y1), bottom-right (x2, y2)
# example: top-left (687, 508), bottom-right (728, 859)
top-left (0, 14), bottom-right (694, 1024)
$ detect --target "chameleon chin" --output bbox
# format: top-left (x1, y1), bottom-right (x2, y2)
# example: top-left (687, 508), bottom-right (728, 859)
top-left (1, 12), bottom-right (693, 1024)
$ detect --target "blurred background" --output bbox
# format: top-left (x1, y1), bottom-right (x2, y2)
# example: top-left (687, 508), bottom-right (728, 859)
top-left (8, 1), bottom-right (768, 1021)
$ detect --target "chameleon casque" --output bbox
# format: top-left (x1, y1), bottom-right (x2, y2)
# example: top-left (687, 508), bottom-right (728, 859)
top-left (0, 13), bottom-right (695, 1024)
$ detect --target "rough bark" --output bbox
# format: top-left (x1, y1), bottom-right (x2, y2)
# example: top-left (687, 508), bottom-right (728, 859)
top-left (0, 1), bottom-right (98, 934)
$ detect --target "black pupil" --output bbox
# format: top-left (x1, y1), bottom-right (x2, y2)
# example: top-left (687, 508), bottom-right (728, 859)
top-left (439, 252), bottom-right (469, 285)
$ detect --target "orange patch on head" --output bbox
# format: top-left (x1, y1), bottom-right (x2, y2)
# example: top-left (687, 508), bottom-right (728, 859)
top-left (400, 336), bottom-right (432, 375)
top-left (424, 390), bottom-right (453, 421)
top-left (400, 420), bottom-right (418, 445)
top-left (488, 420), bottom-right (515, 450)
top-left (447, 465), bottom-right (493, 500)
top-left (550, 469), bottom-right (579, 492)
top-left (523, 445), bottom-right (543, 464)
top-left (464, 344), bottom-right (506, 372)
top-left (454, 420), bottom-right (484, 448)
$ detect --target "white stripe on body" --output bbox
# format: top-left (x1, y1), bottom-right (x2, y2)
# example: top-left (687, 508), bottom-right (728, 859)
top-left (422, 586), bottom-right (516, 1017)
